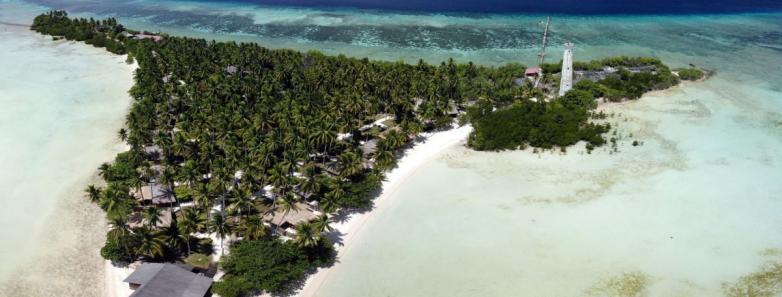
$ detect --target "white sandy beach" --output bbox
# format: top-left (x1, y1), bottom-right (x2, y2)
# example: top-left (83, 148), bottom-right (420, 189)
top-left (104, 261), bottom-right (133, 297)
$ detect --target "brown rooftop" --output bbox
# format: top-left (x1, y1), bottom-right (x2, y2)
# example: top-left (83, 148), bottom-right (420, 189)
top-left (263, 202), bottom-right (318, 228)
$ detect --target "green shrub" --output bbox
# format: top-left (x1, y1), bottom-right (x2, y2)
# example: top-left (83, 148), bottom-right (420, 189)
top-left (184, 253), bottom-right (211, 270)
top-left (212, 276), bottom-right (255, 297)
top-left (100, 235), bottom-right (137, 263)
top-left (466, 99), bottom-right (609, 151)
top-left (219, 237), bottom-right (334, 294)
top-left (560, 89), bottom-right (597, 110)
top-left (677, 68), bottom-right (705, 80)
top-left (338, 172), bottom-right (383, 210)
top-left (174, 185), bottom-right (192, 202)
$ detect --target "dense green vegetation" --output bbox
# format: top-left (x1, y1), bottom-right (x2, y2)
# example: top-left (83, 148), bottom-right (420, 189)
top-left (465, 97), bottom-right (609, 151)
top-left (215, 237), bottom-right (334, 296)
top-left (467, 56), bottom-right (682, 151)
top-left (542, 56), bottom-right (669, 73)
top-left (677, 67), bottom-right (706, 80)
top-left (31, 11), bottom-right (128, 54)
top-left (544, 56), bottom-right (681, 101)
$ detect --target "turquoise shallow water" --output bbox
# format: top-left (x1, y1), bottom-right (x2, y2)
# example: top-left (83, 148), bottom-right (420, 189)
top-left (18, 0), bottom-right (782, 68)
top-left (1, 0), bottom-right (782, 296)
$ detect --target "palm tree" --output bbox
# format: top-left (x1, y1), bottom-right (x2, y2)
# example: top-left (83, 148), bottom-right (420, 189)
top-left (161, 225), bottom-right (187, 257)
top-left (128, 176), bottom-right (145, 202)
top-left (337, 151), bottom-right (363, 178)
top-left (100, 185), bottom-right (131, 219)
top-left (227, 190), bottom-right (254, 219)
top-left (292, 222), bottom-right (321, 248)
top-left (84, 184), bottom-right (102, 204)
top-left (179, 160), bottom-right (200, 186)
top-left (311, 213), bottom-right (334, 234)
top-left (178, 208), bottom-right (204, 256)
top-left (160, 166), bottom-right (177, 201)
top-left (192, 183), bottom-right (212, 221)
top-left (299, 163), bottom-right (320, 196)
top-left (320, 192), bottom-right (340, 214)
top-left (310, 122), bottom-right (335, 163)
top-left (135, 227), bottom-right (165, 259)
top-left (374, 146), bottom-right (396, 171)
top-left (323, 179), bottom-right (346, 212)
top-left (107, 216), bottom-right (134, 262)
top-left (401, 119), bottom-right (423, 138)
top-left (209, 212), bottom-right (232, 256)
top-left (384, 129), bottom-right (408, 149)
top-left (142, 206), bottom-right (162, 228)
top-left (239, 216), bottom-right (266, 240)
top-left (118, 128), bottom-right (128, 142)
top-left (98, 162), bottom-right (112, 181)
top-left (268, 165), bottom-right (290, 197)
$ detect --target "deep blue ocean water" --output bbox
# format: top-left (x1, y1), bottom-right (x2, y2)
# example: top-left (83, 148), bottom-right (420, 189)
top-left (204, 0), bottom-right (782, 14)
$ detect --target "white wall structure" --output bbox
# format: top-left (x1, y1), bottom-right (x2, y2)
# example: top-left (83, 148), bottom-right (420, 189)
top-left (558, 42), bottom-right (574, 96)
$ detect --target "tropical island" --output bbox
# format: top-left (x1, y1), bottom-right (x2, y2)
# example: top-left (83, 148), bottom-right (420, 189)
top-left (30, 10), bottom-right (705, 297)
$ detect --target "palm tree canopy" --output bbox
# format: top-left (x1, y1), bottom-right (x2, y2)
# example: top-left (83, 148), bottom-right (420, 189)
top-left (292, 222), bottom-right (321, 248)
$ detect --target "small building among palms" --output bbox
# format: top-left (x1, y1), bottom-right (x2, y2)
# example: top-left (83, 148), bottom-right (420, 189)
top-left (263, 202), bottom-right (320, 235)
top-left (128, 210), bottom-right (173, 228)
top-left (132, 183), bottom-right (175, 205)
top-left (360, 139), bottom-right (379, 157)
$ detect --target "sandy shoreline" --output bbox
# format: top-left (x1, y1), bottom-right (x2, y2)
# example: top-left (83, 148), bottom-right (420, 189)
top-left (295, 125), bottom-right (473, 297)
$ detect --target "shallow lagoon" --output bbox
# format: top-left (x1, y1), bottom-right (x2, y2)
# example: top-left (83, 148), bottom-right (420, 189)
top-left (1, 0), bottom-right (782, 296)
top-left (0, 3), bottom-right (134, 295)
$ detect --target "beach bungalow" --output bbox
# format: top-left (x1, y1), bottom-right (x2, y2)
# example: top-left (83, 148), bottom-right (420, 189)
top-left (124, 263), bottom-right (212, 297)
top-left (128, 210), bottom-right (173, 228)
top-left (360, 139), bottom-right (379, 157)
top-left (132, 183), bottom-right (175, 205)
top-left (263, 202), bottom-right (320, 233)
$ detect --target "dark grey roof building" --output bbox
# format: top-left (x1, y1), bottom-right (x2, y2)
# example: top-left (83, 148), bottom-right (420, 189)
top-left (124, 263), bottom-right (213, 297)
top-left (131, 182), bottom-right (175, 205)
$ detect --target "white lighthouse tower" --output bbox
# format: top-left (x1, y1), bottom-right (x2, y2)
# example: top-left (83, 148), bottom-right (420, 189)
top-left (558, 42), bottom-right (574, 97)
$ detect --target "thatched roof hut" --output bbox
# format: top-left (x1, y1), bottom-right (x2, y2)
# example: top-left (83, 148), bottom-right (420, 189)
top-left (263, 202), bottom-right (320, 229)
top-left (132, 183), bottom-right (175, 205)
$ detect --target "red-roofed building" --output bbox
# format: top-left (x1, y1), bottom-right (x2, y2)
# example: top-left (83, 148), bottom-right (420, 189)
top-left (525, 67), bottom-right (542, 77)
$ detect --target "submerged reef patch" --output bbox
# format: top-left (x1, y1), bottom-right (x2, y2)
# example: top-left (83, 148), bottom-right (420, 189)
top-left (587, 271), bottom-right (650, 297)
